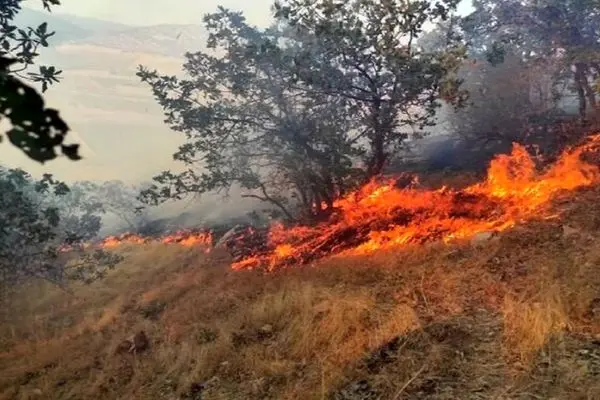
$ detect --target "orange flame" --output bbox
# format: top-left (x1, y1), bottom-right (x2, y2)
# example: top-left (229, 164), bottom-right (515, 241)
top-left (160, 230), bottom-right (213, 250)
top-left (91, 230), bottom-right (212, 250)
top-left (101, 233), bottom-right (148, 248)
top-left (231, 135), bottom-right (600, 271)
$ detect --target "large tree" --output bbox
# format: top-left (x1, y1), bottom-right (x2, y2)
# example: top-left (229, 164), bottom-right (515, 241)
top-left (139, 2), bottom-right (467, 220)
top-left (138, 7), bottom-right (361, 220)
top-left (273, 0), bottom-right (468, 177)
top-left (0, 0), bottom-right (80, 162)
top-left (71, 180), bottom-right (150, 232)
top-left (421, 20), bottom-right (568, 158)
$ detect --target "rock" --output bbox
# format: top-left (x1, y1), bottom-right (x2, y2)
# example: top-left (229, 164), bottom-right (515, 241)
top-left (471, 231), bottom-right (494, 245)
top-left (115, 330), bottom-right (150, 355)
top-left (31, 388), bottom-right (43, 396)
top-left (258, 324), bottom-right (274, 340)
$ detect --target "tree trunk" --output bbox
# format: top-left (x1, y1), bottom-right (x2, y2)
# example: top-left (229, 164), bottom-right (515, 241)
top-left (574, 63), bottom-right (589, 120)
top-left (365, 98), bottom-right (387, 179)
top-left (581, 65), bottom-right (598, 118)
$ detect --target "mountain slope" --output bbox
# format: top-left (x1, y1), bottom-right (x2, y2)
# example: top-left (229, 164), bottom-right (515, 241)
top-left (1, 184), bottom-right (600, 399)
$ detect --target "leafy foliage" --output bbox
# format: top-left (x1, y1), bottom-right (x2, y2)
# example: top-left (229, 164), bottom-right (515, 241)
top-left (138, 1), bottom-right (467, 219)
top-left (138, 7), bottom-right (362, 220)
top-left (0, 167), bottom-right (121, 289)
top-left (274, 0), bottom-right (468, 175)
top-left (425, 0), bottom-right (600, 164)
top-left (442, 53), bottom-right (576, 164)
top-left (0, 0), bottom-right (80, 162)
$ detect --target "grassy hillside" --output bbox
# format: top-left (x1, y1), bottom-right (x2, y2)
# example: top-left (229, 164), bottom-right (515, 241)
top-left (1, 186), bottom-right (600, 399)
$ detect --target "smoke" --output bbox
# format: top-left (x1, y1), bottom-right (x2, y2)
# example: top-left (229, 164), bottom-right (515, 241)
top-left (388, 131), bottom-right (493, 175)
top-left (97, 185), bottom-right (270, 237)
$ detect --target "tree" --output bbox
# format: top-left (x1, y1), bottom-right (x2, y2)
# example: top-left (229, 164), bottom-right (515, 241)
top-left (462, 0), bottom-right (600, 121)
top-left (443, 52), bottom-right (572, 164)
top-left (139, 2), bottom-right (467, 220)
top-left (273, 0), bottom-right (468, 177)
top-left (0, 167), bottom-right (120, 290)
top-left (49, 180), bottom-right (105, 243)
top-left (138, 7), bottom-right (361, 220)
top-left (0, 0), bottom-right (80, 162)
top-left (90, 180), bottom-right (150, 231)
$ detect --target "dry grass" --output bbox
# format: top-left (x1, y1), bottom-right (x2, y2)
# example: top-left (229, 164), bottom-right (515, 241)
top-left (502, 286), bottom-right (569, 363)
top-left (1, 188), bottom-right (600, 399)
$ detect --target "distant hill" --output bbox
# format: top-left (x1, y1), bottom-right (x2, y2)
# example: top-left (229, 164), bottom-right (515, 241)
top-left (70, 24), bottom-right (207, 57)
top-left (15, 7), bottom-right (129, 44)
top-left (15, 7), bottom-right (206, 58)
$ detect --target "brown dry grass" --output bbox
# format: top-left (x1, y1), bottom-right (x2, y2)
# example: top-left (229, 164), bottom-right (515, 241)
top-left (1, 188), bottom-right (600, 399)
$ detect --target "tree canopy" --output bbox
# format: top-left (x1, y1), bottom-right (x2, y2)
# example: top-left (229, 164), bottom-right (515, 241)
top-left (71, 180), bottom-right (150, 232)
top-left (138, 0), bottom-right (467, 220)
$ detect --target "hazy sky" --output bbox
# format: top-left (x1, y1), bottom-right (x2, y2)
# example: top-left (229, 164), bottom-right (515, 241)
top-left (27, 0), bottom-right (474, 26)
top-left (26, 0), bottom-right (277, 26)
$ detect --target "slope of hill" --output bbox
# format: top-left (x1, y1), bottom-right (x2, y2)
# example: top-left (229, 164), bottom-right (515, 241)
top-left (1, 183), bottom-right (599, 399)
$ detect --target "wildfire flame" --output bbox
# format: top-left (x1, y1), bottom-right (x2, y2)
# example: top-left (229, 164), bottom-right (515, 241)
top-left (231, 135), bottom-right (600, 271)
top-left (160, 230), bottom-right (213, 247)
top-left (101, 233), bottom-right (148, 248)
top-left (59, 230), bottom-right (213, 253)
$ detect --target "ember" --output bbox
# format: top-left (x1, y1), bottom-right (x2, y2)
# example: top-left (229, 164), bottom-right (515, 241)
top-left (231, 135), bottom-right (600, 271)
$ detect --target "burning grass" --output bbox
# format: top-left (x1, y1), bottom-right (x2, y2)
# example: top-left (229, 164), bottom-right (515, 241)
top-left (2, 184), bottom-right (600, 398)
top-left (59, 230), bottom-right (213, 253)
top-left (233, 135), bottom-right (600, 271)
